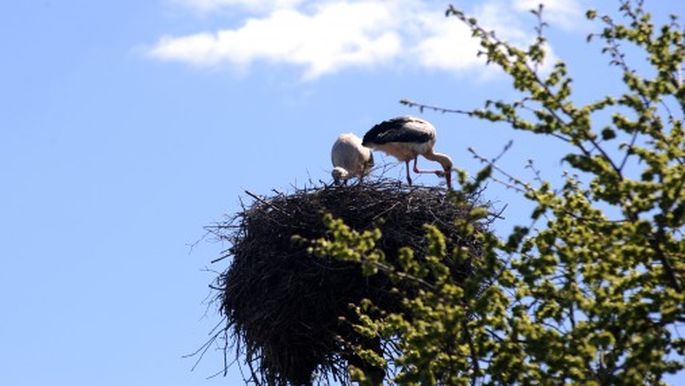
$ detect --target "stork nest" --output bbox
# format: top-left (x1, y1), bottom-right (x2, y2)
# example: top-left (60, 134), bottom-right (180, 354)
top-left (207, 180), bottom-right (492, 385)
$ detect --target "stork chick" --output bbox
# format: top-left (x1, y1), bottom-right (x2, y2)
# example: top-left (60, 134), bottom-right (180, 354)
top-left (331, 133), bottom-right (374, 184)
top-left (362, 116), bottom-right (453, 189)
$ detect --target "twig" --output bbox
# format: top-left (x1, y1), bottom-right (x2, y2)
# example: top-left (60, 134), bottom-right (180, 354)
top-left (400, 98), bottom-right (475, 116)
top-left (244, 190), bottom-right (289, 215)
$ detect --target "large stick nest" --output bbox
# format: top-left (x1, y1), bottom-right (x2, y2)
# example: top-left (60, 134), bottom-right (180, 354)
top-left (209, 180), bottom-right (490, 385)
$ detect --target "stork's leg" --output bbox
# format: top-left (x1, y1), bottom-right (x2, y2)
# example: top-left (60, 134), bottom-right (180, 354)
top-left (413, 157), bottom-right (444, 174)
top-left (405, 160), bottom-right (413, 186)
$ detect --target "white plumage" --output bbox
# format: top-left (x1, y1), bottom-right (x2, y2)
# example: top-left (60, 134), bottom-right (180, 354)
top-left (362, 116), bottom-right (453, 189)
top-left (330, 133), bottom-right (374, 184)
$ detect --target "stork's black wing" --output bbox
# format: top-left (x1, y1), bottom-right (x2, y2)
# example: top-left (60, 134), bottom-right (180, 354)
top-left (362, 116), bottom-right (434, 145)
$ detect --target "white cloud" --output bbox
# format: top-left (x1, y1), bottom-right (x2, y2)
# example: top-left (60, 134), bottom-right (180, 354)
top-left (151, 1), bottom-right (403, 78)
top-left (149, 0), bottom-right (581, 79)
top-left (411, 1), bottom-right (531, 72)
top-left (412, 13), bottom-right (482, 72)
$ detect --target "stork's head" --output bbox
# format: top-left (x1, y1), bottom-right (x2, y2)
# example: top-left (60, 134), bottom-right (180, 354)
top-left (434, 155), bottom-right (453, 190)
top-left (332, 167), bottom-right (349, 184)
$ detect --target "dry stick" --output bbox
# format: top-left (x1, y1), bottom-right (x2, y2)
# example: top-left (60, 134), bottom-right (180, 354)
top-left (210, 253), bottom-right (232, 264)
top-left (371, 201), bottom-right (401, 221)
top-left (184, 321), bottom-right (229, 372)
top-left (244, 190), bottom-right (289, 216)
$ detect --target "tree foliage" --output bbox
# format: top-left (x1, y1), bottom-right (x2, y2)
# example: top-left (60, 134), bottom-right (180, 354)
top-left (313, 1), bottom-right (685, 384)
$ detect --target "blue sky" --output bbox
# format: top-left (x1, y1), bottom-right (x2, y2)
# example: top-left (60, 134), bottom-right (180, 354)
top-left (1, 1), bottom-right (683, 385)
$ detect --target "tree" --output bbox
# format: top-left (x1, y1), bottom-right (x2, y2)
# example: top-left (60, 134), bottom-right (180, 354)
top-left (311, 1), bottom-right (685, 384)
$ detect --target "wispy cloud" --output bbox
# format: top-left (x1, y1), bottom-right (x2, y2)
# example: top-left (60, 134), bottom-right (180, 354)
top-left (513, 0), bottom-right (584, 31)
top-left (149, 0), bottom-right (582, 79)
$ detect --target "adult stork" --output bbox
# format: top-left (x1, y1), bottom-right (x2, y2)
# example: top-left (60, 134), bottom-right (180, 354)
top-left (362, 116), bottom-right (453, 189)
top-left (331, 133), bottom-right (374, 184)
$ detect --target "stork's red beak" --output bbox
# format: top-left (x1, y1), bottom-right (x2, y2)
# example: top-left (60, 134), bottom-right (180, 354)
top-left (445, 170), bottom-right (452, 190)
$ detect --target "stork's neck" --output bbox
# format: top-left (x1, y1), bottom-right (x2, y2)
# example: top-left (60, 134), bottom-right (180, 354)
top-left (423, 149), bottom-right (453, 171)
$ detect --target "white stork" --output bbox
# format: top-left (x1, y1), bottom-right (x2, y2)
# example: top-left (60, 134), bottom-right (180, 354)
top-left (331, 133), bottom-right (374, 184)
top-left (362, 116), bottom-right (453, 189)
